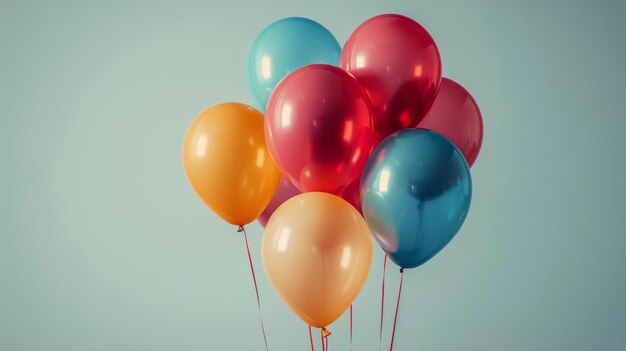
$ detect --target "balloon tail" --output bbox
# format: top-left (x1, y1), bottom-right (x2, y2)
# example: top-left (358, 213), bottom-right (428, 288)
top-left (389, 268), bottom-right (404, 351)
top-left (238, 225), bottom-right (269, 351)
top-left (309, 325), bottom-right (315, 351)
top-left (350, 304), bottom-right (353, 351)
top-left (379, 254), bottom-right (388, 351)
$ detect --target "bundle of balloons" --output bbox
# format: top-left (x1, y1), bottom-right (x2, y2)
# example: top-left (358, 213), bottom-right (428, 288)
top-left (183, 14), bottom-right (483, 350)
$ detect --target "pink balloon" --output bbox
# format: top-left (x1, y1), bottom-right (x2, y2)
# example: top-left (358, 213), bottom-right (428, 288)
top-left (257, 176), bottom-right (301, 227)
top-left (340, 14), bottom-right (442, 140)
top-left (265, 64), bottom-right (375, 194)
top-left (418, 78), bottom-right (483, 167)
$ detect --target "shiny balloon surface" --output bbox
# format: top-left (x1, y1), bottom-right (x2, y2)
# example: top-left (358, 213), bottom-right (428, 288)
top-left (265, 64), bottom-right (374, 194)
top-left (361, 129), bottom-right (471, 268)
top-left (419, 78), bottom-right (483, 167)
top-left (248, 17), bottom-right (341, 110)
top-left (340, 14), bottom-right (442, 140)
top-left (262, 192), bottom-right (373, 327)
top-left (182, 103), bottom-right (281, 225)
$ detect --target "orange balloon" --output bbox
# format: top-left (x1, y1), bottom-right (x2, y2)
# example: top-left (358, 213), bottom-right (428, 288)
top-left (182, 103), bottom-right (281, 226)
top-left (262, 192), bottom-right (373, 328)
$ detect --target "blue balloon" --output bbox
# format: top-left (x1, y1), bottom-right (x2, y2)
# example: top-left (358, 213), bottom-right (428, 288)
top-left (248, 17), bottom-right (341, 110)
top-left (361, 129), bottom-right (472, 269)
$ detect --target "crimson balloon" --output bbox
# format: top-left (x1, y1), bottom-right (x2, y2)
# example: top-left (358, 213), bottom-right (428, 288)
top-left (338, 136), bottom-right (382, 214)
top-left (338, 177), bottom-right (363, 215)
top-left (340, 14), bottom-right (442, 140)
top-left (265, 64), bottom-right (374, 194)
top-left (257, 176), bottom-right (301, 227)
top-left (418, 78), bottom-right (483, 167)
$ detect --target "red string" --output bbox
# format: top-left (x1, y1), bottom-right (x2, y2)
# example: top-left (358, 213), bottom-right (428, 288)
top-left (309, 325), bottom-right (315, 351)
top-left (379, 255), bottom-right (388, 351)
top-left (238, 226), bottom-right (269, 351)
top-left (389, 269), bottom-right (404, 351)
top-left (326, 334), bottom-right (329, 351)
top-left (321, 329), bottom-right (326, 351)
top-left (349, 304), bottom-right (353, 351)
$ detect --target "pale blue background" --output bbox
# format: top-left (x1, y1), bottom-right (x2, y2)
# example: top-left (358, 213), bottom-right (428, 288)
top-left (3, 0), bottom-right (626, 350)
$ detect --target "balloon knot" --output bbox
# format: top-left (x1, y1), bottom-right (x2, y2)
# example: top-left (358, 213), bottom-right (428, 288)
top-left (399, 268), bottom-right (404, 273)
top-left (321, 327), bottom-right (331, 338)
top-left (237, 225), bottom-right (244, 233)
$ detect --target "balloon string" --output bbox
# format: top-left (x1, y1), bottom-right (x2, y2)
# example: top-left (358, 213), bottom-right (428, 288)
top-left (238, 225), bottom-right (269, 351)
top-left (379, 255), bottom-right (388, 351)
top-left (389, 269), bottom-right (404, 351)
top-left (321, 329), bottom-right (326, 351)
top-left (349, 304), bottom-right (353, 351)
top-left (309, 325), bottom-right (315, 351)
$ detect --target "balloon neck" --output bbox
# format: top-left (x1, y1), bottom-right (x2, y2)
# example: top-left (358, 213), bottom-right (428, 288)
top-left (237, 225), bottom-right (244, 233)
top-left (321, 327), bottom-right (331, 338)
top-left (399, 268), bottom-right (404, 273)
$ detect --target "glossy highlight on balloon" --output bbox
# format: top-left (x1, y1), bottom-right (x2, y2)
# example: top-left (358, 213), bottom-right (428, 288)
top-left (248, 17), bottom-right (341, 110)
top-left (257, 176), bottom-right (301, 227)
top-left (182, 103), bottom-right (281, 226)
top-left (361, 129), bottom-right (472, 269)
top-left (265, 64), bottom-right (375, 194)
top-left (419, 77), bottom-right (484, 167)
top-left (262, 192), bottom-right (373, 328)
top-left (340, 14), bottom-right (442, 140)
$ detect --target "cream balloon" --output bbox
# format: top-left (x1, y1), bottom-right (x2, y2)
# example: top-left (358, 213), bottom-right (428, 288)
top-left (262, 192), bottom-right (373, 328)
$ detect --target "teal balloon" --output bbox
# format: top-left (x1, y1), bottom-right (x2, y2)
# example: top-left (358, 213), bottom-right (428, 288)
top-left (361, 129), bottom-right (472, 269)
top-left (248, 17), bottom-right (341, 110)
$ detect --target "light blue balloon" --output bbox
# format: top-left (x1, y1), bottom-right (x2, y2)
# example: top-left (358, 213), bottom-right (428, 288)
top-left (248, 17), bottom-right (341, 110)
top-left (361, 129), bottom-right (472, 269)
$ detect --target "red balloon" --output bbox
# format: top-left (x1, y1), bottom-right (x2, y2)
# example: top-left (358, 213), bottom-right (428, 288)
top-left (257, 176), bottom-right (301, 227)
top-left (265, 64), bottom-right (374, 194)
top-left (338, 177), bottom-right (363, 215)
top-left (340, 14), bottom-right (442, 140)
top-left (338, 136), bottom-right (382, 214)
top-left (418, 78), bottom-right (483, 167)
